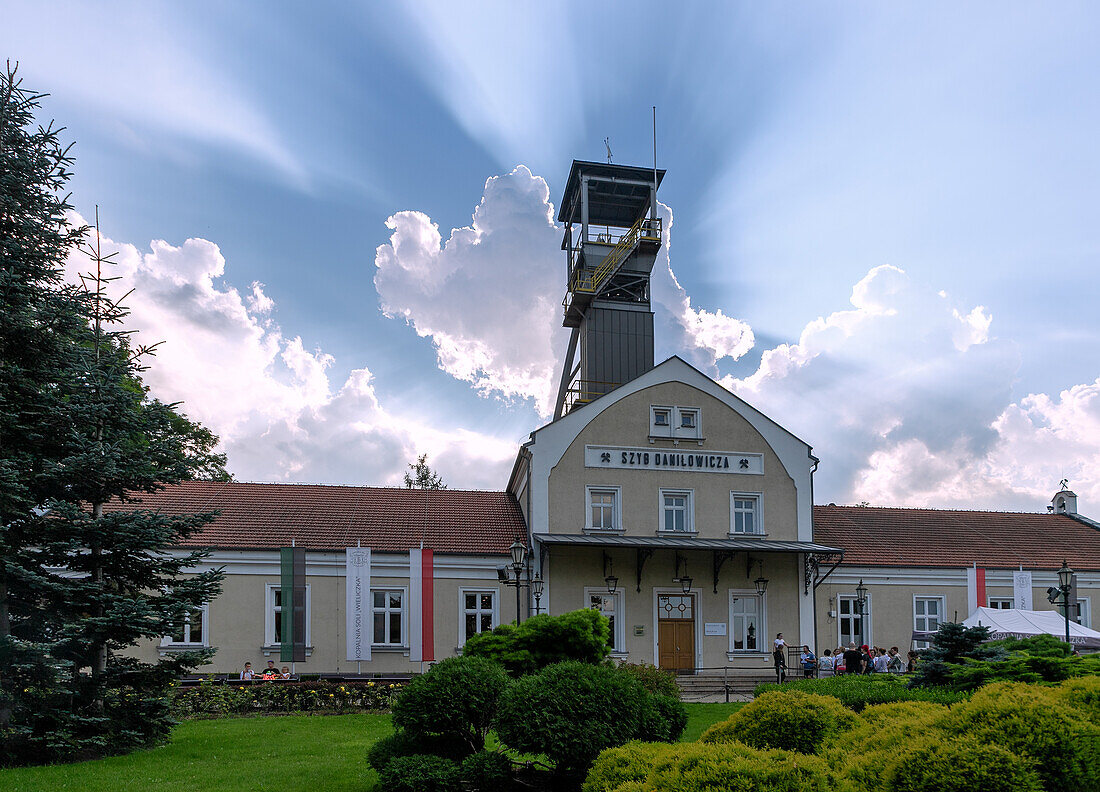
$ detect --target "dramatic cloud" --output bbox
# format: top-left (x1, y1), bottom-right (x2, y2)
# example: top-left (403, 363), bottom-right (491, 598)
top-left (62, 216), bottom-right (516, 488)
top-left (725, 265), bottom-right (1099, 510)
top-left (374, 167), bottom-right (754, 417)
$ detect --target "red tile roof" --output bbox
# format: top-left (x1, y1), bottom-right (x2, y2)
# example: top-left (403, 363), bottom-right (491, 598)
top-left (813, 505), bottom-right (1100, 571)
top-left (105, 481), bottom-right (527, 555)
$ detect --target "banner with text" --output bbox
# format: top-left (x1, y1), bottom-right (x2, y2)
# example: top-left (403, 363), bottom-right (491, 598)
top-left (346, 547), bottom-right (371, 662)
top-left (1012, 570), bottom-right (1033, 610)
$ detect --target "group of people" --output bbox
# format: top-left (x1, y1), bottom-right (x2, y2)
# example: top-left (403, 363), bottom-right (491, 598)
top-left (239, 660), bottom-right (295, 680)
top-left (773, 633), bottom-right (917, 681)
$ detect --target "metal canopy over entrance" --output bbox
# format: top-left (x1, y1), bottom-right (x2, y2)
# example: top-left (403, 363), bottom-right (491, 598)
top-left (533, 533), bottom-right (843, 554)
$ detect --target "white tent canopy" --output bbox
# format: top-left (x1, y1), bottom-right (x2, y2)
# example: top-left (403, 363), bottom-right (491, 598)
top-left (961, 607), bottom-right (1100, 649)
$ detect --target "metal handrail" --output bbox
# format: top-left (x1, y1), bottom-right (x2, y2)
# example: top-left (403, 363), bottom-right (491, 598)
top-left (568, 216), bottom-right (661, 295)
top-left (564, 378), bottom-right (620, 410)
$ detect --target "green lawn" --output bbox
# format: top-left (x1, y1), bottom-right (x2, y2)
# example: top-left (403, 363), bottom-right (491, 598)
top-left (1, 702), bottom-right (743, 791)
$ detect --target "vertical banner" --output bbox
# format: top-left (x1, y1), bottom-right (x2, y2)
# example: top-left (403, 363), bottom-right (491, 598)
top-left (280, 548), bottom-right (306, 663)
top-left (346, 547), bottom-right (371, 662)
top-left (966, 566), bottom-right (986, 614)
top-left (408, 548), bottom-right (435, 663)
top-left (1012, 570), bottom-right (1033, 610)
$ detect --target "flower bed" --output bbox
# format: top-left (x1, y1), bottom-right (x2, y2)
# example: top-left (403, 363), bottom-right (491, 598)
top-left (171, 679), bottom-right (401, 718)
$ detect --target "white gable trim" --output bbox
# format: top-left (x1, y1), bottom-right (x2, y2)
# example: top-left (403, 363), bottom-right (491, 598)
top-left (527, 357), bottom-right (816, 542)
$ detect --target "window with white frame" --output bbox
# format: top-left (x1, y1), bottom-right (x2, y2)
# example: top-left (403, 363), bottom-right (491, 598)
top-left (264, 584), bottom-right (311, 647)
top-left (1073, 597), bottom-right (1091, 628)
top-left (586, 486), bottom-right (621, 531)
top-left (838, 595), bottom-right (870, 647)
top-left (660, 489), bottom-right (693, 533)
top-left (162, 604), bottom-right (208, 647)
top-left (459, 589), bottom-right (497, 645)
top-left (673, 407), bottom-right (701, 439)
top-left (914, 596), bottom-right (944, 649)
top-left (372, 589), bottom-right (405, 646)
top-left (586, 588), bottom-right (625, 652)
top-left (650, 406), bottom-right (673, 437)
top-left (729, 592), bottom-right (764, 653)
top-left (988, 597), bottom-right (1014, 609)
top-left (730, 493), bottom-right (761, 534)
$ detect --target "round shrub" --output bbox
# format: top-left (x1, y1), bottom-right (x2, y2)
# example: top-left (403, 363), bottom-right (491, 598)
top-left (495, 661), bottom-right (650, 771)
top-left (583, 742), bottom-right (675, 792)
top-left (644, 742), bottom-right (833, 792)
top-left (883, 735), bottom-right (1041, 792)
top-left (460, 750), bottom-right (512, 792)
top-left (826, 701), bottom-right (949, 786)
top-left (700, 690), bottom-right (858, 754)
top-left (379, 754), bottom-right (461, 792)
top-left (617, 663), bottom-right (680, 697)
top-left (940, 681), bottom-right (1100, 791)
top-left (1055, 675), bottom-right (1100, 725)
top-left (636, 694), bottom-right (688, 742)
top-left (392, 656), bottom-right (508, 752)
top-left (366, 730), bottom-right (469, 771)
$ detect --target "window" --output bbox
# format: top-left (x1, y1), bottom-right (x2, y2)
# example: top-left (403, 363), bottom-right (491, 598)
top-left (914, 596), bottom-right (944, 649)
top-left (372, 589), bottom-right (405, 646)
top-left (162, 604), bottom-right (208, 647)
top-left (988, 597), bottom-right (1014, 609)
top-left (265, 584), bottom-right (311, 647)
top-left (586, 588), bottom-right (625, 652)
top-left (1073, 597), bottom-right (1091, 628)
top-left (680, 410), bottom-right (696, 429)
top-left (586, 486), bottom-right (621, 531)
top-left (459, 589), bottom-right (497, 645)
top-left (730, 493), bottom-right (761, 534)
top-left (838, 595), bottom-right (870, 647)
top-left (729, 592), bottom-right (764, 653)
top-left (650, 406), bottom-right (673, 437)
top-left (660, 489), bottom-right (693, 533)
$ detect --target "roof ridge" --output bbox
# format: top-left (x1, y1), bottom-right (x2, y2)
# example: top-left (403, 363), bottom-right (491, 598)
top-left (166, 480), bottom-right (511, 495)
top-left (815, 503), bottom-right (1051, 517)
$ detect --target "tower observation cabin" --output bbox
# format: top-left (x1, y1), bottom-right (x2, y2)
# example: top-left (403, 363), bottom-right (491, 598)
top-left (553, 160), bottom-right (666, 419)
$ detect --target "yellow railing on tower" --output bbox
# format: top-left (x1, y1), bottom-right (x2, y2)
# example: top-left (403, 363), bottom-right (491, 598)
top-left (568, 216), bottom-right (661, 295)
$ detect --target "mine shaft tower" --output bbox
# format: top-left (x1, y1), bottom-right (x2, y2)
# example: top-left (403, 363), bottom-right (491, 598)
top-left (553, 160), bottom-right (666, 419)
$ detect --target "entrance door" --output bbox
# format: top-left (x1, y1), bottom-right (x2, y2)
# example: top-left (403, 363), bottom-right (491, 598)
top-left (657, 594), bottom-right (695, 671)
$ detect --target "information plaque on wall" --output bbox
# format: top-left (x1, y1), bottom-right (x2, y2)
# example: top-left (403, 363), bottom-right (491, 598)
top-left (704, 622), bottom-right (727, 636)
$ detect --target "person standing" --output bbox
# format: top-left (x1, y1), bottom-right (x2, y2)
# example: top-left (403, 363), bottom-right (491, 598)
top-left (887, 647), bottom-right (903, 673)
top-left (773, 633), bottom-right (788, 683)
top-left (842, 642), bottom-right (864, 676)
top-left (240, 662), bottom-right (255, 681)
top-left (817, 649), bottom-right (835, 677)
top-left (873, 647), bottom-right (889, 673)
top-left (861, 645), bottom-right (874, 674)
top-left (800, 645), bottom-right (817, 678)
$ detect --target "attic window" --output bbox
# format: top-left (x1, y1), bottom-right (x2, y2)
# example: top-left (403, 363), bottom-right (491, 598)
top-left (654, 410), bottom-right (670, 426)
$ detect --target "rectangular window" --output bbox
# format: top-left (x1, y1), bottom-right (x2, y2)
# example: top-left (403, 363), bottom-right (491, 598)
top-left (914, 596), bottom-right (944, 649)
top-left (459, 589), bottom-right (497, 645)
top-left (680, 410), bottom-right (696, 428)
top-left (162, 604), bottom-right (208, 647)
top-left (729, 593), bottom-right (763, 653)
top-left (650, 406), bottom-right (673, 437)
top-left (1073, 597), bottom-right (1091, 628)
top-left (265, 584), bottom-right (311, 647)
top-left (660, 490), bottom-right (693, 533)
top-left (372, 589), bottom-right (405, 646)
top-left (673, 407), bottom-right (702, 439)
top-left (838, 595), bottom-right (870, 647)
top-left (730, 493), bottom-right (761, 534)
top-left (586, 589), bottom-right (624, 652)
top-left (586, 487), bottom-right (621, 531)
top-left (988, 597), bottom-right (1014, 609)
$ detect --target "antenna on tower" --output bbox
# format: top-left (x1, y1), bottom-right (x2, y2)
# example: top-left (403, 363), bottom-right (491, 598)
top-left (604, 137), bottom-right (613, 164)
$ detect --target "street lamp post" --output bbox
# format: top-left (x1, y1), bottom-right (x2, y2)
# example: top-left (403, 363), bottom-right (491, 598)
top-left (498, 540), bottom-right (531, 624)
top-left (1055, 561), bottom-right (1074, 645)
top-left (854, 579), bottom-right (868, 648)
top-left (532, 574), bottom-right (544, 615)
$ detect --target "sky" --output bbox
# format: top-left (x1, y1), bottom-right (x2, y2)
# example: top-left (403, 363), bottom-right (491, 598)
top-left (4, 2), bottom-right (1100, 510)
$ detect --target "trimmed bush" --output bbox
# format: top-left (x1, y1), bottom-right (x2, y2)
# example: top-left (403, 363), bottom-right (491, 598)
top-left (753, 674), bottom-right (968, 711)
top-left (1054, 674), bottom-right (1100, 724)
top-left (460, 750), bottom-right (513, 792)
top-left (366, 730), bottom-right (469, 771)
top-left (170, 679), bottom-right (400, 718)
top-left (826, 701), bottom-right (951, 786)
top-left (583, 742), bottom-right (674, 792)
top-left (495, 661), bottom-right (650, 771)
top-left (939, 681), bottom-right (1100, 791)
top-left (392, 656), bottom-right (508, 753)
top-left (882, 735), bottom-right (1042, 792)
top-left (701, 690), bottom-right (858, 754)
top-left (462, 608), bottom-right (611, 675)
top-left (617, 663), bottom-right (679, 697)
top-left (589, 742), bottom-right (834, 792)
top-left (636, 694), bottom-right (687, 743)
top-left (379, 754), bottom-right (461, 792)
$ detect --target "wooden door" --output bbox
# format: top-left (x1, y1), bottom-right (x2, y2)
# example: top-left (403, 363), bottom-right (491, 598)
top-left (658, 620), bottom-right (694, 670)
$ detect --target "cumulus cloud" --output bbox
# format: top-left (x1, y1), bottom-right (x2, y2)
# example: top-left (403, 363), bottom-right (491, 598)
top-left (374, 167), bottom-right (755, 418)
top-left (725, 264), bottom-right (1099, 510)
top-left (63, 216), bottom-right (516, 488)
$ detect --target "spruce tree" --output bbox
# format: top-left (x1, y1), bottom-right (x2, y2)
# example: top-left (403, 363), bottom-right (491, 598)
top-left (1, 63), bottom-right (229, 764)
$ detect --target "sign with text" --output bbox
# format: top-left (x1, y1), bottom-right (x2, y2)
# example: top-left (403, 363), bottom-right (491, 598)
top-left (584, 445), bottom-right (763, 474)
top-left (704, 622), bottom-right (727, 636)
top-left (1012, 571), bottom-right (1033, 610)
top-left (346, 548), bottom-right (371, 662)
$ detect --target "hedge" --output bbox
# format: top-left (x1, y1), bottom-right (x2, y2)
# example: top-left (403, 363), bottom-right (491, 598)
top-left (170, 679), bottom-right (400, 717)
top-left (700, 690), bottom-right (857, 754)
top-left (753, 673), bottom-right (969, 711)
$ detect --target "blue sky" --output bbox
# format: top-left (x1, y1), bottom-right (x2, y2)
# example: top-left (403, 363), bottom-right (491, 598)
top-left (5, 2), bottom-right (1100, 509)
